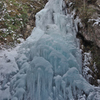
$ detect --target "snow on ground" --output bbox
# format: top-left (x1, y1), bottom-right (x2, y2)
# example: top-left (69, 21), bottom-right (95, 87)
top-left (82, 51), bottom-right (93, 82)
top-left (89, 18), bottom-right (100, 26)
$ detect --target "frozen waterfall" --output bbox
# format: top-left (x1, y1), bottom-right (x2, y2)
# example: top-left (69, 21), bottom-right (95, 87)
top-left (9, 0), bottom-right (99, 100)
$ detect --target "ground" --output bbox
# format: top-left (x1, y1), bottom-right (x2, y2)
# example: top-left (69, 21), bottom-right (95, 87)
top-left (0, 0), bottom-right (47, 48)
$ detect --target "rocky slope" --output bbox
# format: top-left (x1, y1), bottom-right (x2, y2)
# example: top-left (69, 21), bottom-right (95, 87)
top-left (0, 0), bottom-right (47, 48)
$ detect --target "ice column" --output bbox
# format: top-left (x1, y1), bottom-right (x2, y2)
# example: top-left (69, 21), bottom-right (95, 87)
top-left (10, 0), bottom-right (96, 100)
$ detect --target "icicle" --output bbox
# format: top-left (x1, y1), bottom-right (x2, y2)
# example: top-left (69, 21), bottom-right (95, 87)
top-left (9, 0), bottom-right (99, 100)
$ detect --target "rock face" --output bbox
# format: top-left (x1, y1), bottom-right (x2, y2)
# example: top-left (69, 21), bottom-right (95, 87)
top-left (66, 0), bottom-right (100, 47)
top-left (65, 0), bottom-right (100, 85)
top-left (79, 24), bottom-right (100, 47)
top-left (80, 1), bottom-right (100, 47)
top-left (96, 0), bottom-right (100, 6)
top-left (94, 25), bottom-right (100, 47)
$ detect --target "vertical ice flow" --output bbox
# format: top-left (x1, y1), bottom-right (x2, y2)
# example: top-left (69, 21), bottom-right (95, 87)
top-left (10, 0), bottom-right (98, 100)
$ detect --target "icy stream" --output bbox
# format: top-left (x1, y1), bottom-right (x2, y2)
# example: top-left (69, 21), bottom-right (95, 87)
top-left (7, 0), bottom-right (100, 100)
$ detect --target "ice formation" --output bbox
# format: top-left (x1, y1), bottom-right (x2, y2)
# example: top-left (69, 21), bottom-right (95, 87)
top-left (8, 0), bottom-right (100, 100)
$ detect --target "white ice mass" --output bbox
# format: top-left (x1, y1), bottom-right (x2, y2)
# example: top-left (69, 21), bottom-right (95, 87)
top-left (0, 0), bottom-right (100, 100)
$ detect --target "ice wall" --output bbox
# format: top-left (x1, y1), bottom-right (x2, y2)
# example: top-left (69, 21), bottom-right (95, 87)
top-left (9, 0), bottom-right (98, 100)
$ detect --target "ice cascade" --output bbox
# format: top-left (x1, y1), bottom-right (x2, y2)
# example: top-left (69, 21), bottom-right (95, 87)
top-left (10, 0), bottom-right (98, 100)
